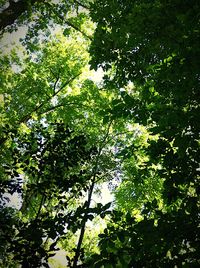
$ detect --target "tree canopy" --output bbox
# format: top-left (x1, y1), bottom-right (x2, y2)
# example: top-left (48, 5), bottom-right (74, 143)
top-left (0, 0), bottom-right (199, 267)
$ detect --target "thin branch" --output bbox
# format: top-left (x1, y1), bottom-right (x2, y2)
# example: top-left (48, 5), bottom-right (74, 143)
top-left (94, 167), bottom-right (117, 183)
top-left (35, 194), bottom-right (46, 220)
top-left (53, 76), bottom-right (60, 94)
top-left (49, 68), bottom-right (61, 93)
top-left (72, 177), bottom-right (95, 268)
top-left (57, 72), bottom-right (81, 94)
top-left (49, 68), bottom-right (59, 79)
top-left (74, 0), bottom-right (91, 10)
top-left (0, 0), bottom-right (92, 39)
top-left (65, 20), bottom-right (92, 41)
top-left (0, 73), bottom-right (81, 147)
top-left (19, 72), bottom-right (81, 124)
top-left (39, 101), bottom-right (91, 116)
top-left (20, 190), bottom-right (36, 213)
top-left (44, 2), bottom-right (92, 41)
top-left (105, 130), bottom-right (135, 145)
top-left (72, 121), bottom-right (113, 268)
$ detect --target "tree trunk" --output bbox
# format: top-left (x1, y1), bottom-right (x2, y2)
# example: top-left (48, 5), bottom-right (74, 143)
top-left (0, 0), bottom-right (40, 31)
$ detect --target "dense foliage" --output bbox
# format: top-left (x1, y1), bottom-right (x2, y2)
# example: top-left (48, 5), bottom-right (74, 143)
top-left (88, 0), bottom-right (200, 266)
top-left (0, 0), bottom-right (199, 267)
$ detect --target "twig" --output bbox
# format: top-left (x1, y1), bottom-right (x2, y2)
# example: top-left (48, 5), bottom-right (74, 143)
top-left (39, 101), bottom-right (91, 115)
top-left (65, 20), bottom-right (92, 41)
top-left (19, 72), bottom-right (81, 124)
top-left (74, 0), bottom-right (91, 10)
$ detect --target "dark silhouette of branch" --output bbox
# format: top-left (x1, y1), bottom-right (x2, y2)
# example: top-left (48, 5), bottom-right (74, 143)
top-left (74, 0), bottom-right (90, 10)
top-left (0, 0), bottom-right (40, 32)
top-left (65, 20), bottom-right (92, 41)
top-left (72, 177), bottom-right (95, 268)
top-left (72, 121), bottom-right (112, 267)
top-left (35, 194), bottom-right (46, 220)
top-left (0, 0), bottom-right (91, 37)
top-left (42, 2), bottom-right (92, 40)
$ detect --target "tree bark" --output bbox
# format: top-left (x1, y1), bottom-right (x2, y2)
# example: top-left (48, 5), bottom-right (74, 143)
top-left (0, 0), bottom-right (41, 31)
top-left (72, 178), bottom-right (95, 268)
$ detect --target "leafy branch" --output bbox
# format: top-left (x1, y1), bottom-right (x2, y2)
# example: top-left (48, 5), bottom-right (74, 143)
top-left (74, 0), bottom-right (91, 10)
top-left (39, 101), bottom-right (91, 116)
top-left (0, 72), bottom-right (81, 147)
top-left (19, 72), bottom-right (81, 122)
top-left (43, 2), bottom-right (92, 41)
top-left (65, 20), bottom-right (92, 41)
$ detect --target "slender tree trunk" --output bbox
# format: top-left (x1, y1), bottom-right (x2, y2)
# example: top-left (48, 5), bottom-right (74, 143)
top-left (72, 178), bottom-right (95, 268)
top-left (72, 122), bottom-right (112, 267)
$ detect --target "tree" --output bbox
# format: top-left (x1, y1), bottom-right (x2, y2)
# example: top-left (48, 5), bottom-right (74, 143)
top-left (0, 0), bottom-right (39, 31)
top-left (0, 0), bottom-right (91, 31)
top-left (1, 0), bottom-right (199, 267)
top-left (86, 0), bottom-right (200, 266)
top-left (3, 121), bottom-right (97, 267)
top-left (0, 18), bottom-right (120, 267)
top-left (0, 0), bottom-right (92, 48)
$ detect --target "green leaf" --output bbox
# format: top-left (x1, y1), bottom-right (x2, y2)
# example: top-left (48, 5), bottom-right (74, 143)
top-left (103, 115), bottom-right (110, 124)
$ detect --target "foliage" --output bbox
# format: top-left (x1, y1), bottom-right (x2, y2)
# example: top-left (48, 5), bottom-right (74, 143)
top-left (86, 0), bottom-right (200, 266)
top-left (0, 0), bottom-right (199, 267)
top-left (3, 121), bottom-right (98, 267)
top-left (115, 125), bottom-right (163, 212)
top-left (0, 14), bottom-right (119, 266)
top-left (0, 0), bottom-right (91, 33)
